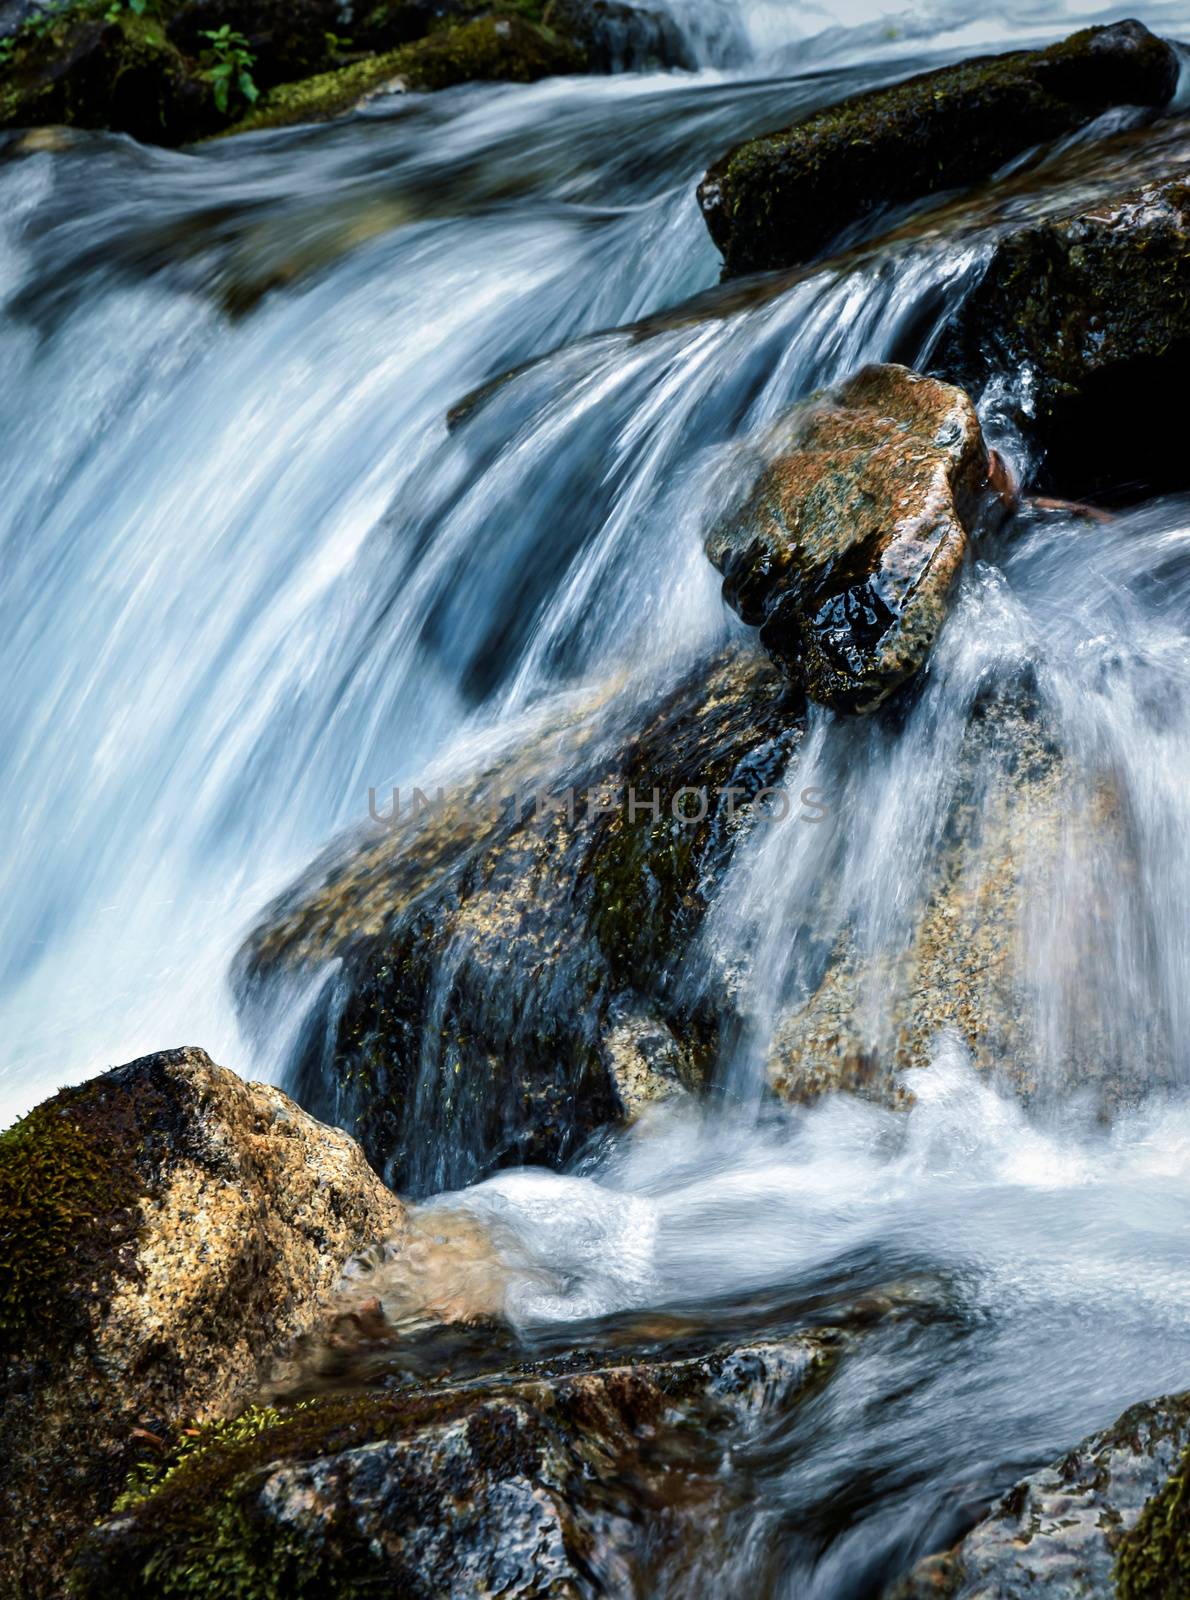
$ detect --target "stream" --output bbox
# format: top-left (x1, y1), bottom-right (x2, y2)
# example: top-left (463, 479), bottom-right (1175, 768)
top-left (3, 0), bottom-right (1190, 1592)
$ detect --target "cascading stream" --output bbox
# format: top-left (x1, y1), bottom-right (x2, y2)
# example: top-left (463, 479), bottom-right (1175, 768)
top-left (3, 2), bottom-right (1190, 1593)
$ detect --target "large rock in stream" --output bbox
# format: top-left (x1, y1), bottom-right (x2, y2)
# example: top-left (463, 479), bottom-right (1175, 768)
top-left (71, 1329), bottom-right (839, 1597)
top-left (706, 363), bottom-right (993, 714)
top-left (237, 647), bottom-right (806, 1193)
top-left (698, 20), bottom-right (1179, 278)
top-left (889, 1389), bottom-right (1190, 1600)
top-left (0, 1046), bottom-right (404, 1594)
top-left (937, 119), bottom-right (1190, 500)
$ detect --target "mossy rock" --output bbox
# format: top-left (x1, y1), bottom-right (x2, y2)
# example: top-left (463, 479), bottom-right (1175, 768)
top-left (70, 1333), bottom-right (837, 1598)
top-left (936, 133), bottom-right (1190, 501)
top-left (224, 12), bottom-right (581, 134)
top-left (889, 1390), bottom-right (1190, 1599)
top-left (1115, 1435), bottom-right (1190, 1598)
top-left (0, 1047), bottom-right (403, 1596)
top-left (697, 20), bottom-right (1178, 278)
top-left (236, 648), bottom-right (804, 1193)
top-left (0, 6), bottom-right (220, 143)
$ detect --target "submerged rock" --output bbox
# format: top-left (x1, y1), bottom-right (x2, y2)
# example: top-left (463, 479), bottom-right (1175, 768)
top-left (888, 1390), bottom-right (1190, 1599)
top-left (237, 648), bottom-right (804, 1193)
top-left (938, 129), bottom-right (1190, 500)
top-left (72, 1331), bottom-right (838, 1597)
top-left (698, 20), bottom-right (1178, 278)
top-left (706, 364), bottom-right (992, 714)
top-left (0, 1047), bottom-right (403, 1594)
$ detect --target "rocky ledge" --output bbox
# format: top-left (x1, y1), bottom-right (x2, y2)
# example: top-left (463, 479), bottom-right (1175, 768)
top-left (698, 20), bottom-right (1178, 278)
top-left (889, 1390), bottom-right (1190, 1599)
top-left (0, 1047), bottom-right (404, 1592)
top-left (71, 1332), bottom-right (837, 1596)
top-left (937, 127), bottom-right (1190, 500)
top-left (0, 0), bottom-right (693, 146)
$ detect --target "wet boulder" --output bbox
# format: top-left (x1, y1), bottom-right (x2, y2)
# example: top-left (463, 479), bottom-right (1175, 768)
top-left (888, 1389), bottom-right (1190, 1599)
top-left (938, 137), bottom-right (1190, 500)
top-left (706, 364), bottom-right (992, 714)
top-left (71, 1331), bottom-right (837, 1597)
top-left (0, 1047), bottom-right (404, 1595)
top-left (236, 648), bottom-right (804, 1193)
top-left (698, 20), bottom-right (1178, 277)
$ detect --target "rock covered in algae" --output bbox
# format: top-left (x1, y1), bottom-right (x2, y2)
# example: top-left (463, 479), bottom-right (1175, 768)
top-left (706, 363), bottom-right (991, 714)
top-left (888, 1389), bottom-right (1190, 1600)
top-left (236, 647), bottom-right (804, 1194)
top-left (71, 1331), bottom-right (838, 1598)
top-left (0, 1046), bottom-right (404, 1595)
top-left (697, 20), bottom-right (1179, 278)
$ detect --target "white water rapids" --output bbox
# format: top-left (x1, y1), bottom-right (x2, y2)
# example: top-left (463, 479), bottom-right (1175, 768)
top-left (2, 1), bottom-right (1190, 1592)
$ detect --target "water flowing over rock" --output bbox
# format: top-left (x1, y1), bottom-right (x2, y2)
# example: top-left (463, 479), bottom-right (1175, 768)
top-left (888, 1390), bottom-right (1190, 1599)
top-left (70, 1331), bottom-right (838, 1597)
top-left (938, 125), bottom-right (1190, 499)
top-left (0, 1047), bottom-right (404, 1593)
top-left (237, 648), bottom-right (804, 1194)
top-left (697, 21), bottom-right (1178, 278)
top-left (542, 0), bottom-right (695, 72)
top-left (705, 364), bottom-right (992, 714)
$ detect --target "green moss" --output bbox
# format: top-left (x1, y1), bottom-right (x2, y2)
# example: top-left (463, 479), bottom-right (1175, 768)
top-left (222, 13), bottom-right (581, 134)
top-left (700, 21), bottom-right (1176, 275)
top-left (1114, 1442), bottom-right (1190, 1599)
top-left (218, 46), bottom-right (411, 132)
top-left (69, 1386), bottom-right (530, 1598)
top-left (0, 3), bottom-right (216, 143)
top-left (0, 1081), bottom-right (143, 1353)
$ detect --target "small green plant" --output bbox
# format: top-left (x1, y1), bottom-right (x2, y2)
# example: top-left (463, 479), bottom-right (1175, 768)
top-left (201, 24), bottom-right (259, 116)
top-left (105, 0), bottom-right (150, 18)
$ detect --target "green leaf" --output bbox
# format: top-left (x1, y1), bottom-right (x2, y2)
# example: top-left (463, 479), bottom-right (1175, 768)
top-left (238, 69), bottom-right (258, 104)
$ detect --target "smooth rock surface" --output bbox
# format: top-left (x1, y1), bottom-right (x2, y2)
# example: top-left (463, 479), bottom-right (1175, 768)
top-left (698, 21), bottom-right (1178, 278)
top-left (706, 364), bottom-right (990, 713)
top-left (0, 1046), bottom-right (404, 1594)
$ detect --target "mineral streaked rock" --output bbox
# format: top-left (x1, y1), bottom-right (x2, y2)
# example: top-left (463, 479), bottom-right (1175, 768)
top-left (698, 20), bottom-right (1178, 277)
top-left (764, 680), bottom-right (1167, 1114)
top-left (0, 1047), bottom-right (404, 1594)
top-left (706, 364), bottom-right (991, 713)
top-left (887, 1390), bottom-right (1190, 1600)
top-left (72, 1331), bottom-right (839, 1598)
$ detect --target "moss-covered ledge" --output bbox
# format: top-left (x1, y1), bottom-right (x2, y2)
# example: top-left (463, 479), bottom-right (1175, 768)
top-left (220, 13), bottom-right (583, 135)
top-left (697, 19), bottom-right (1179, 277)
top-left (69, 1333), bottom-right (839, 1597)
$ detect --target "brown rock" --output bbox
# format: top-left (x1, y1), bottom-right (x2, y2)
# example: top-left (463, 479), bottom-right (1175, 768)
top-left (0, 1046), bottom-right (404, 1594)
top-left (706, 364), bottom-right (991, 713)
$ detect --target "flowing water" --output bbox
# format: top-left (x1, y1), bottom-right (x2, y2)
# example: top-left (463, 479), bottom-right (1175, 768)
top-left (3, 1), bottom-right (1190, 1592)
